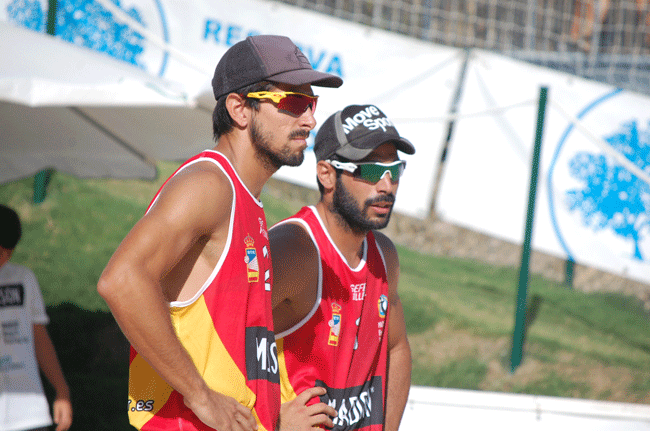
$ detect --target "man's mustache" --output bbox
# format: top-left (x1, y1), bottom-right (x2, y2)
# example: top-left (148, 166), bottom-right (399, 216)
top-left (289, 130), bottom-right (311, 140)
top-left (365, 194), bottom-right (396, 206)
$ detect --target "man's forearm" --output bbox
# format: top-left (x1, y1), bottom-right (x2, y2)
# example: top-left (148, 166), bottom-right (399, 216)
top-left (384, 342), bottom-right (412, 431)
top-left (102, 279), bottom-right (259, 431)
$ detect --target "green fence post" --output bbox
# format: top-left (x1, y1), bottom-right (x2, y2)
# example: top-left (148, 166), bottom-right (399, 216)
top-left (46, 0), bottom-right (58, 35)
top-left (565, 258), bottom-right (575, 288)
top-left (33, 168), bottom-right (54, 204)
top-left (510, 86), bottom-right (548, 373)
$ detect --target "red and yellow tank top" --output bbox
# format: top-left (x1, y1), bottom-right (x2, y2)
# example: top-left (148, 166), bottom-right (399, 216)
top-left (128, 150), bottom-right (279, 431)
top-left (274, 206), bottom-right (390, 431)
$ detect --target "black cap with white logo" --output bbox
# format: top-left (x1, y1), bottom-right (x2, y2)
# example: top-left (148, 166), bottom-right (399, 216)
top-left (212, 35), bottom-right (343, 101)
top-left (314, 104), bottom-right (415, 161)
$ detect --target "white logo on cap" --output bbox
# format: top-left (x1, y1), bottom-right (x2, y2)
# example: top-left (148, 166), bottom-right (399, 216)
top-left (341, 106), bottom-right (394, 134)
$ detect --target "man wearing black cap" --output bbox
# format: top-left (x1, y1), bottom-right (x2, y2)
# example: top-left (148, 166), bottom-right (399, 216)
top-left (270, 105), bottom-right (414, 431)
top-left (98, 35), bottom-right (342, 431)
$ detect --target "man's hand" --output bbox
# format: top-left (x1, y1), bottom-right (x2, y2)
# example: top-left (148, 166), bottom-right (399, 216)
top-left (278, 386), bottom-right (337, 431)
top-left (52, 395), bottom-right (73, 431)
top-left (184, 388), bottom-right (258, 431)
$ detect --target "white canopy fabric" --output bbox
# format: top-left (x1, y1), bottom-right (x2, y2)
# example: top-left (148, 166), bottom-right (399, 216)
top-left (0, 21), bottom-right (214, 183)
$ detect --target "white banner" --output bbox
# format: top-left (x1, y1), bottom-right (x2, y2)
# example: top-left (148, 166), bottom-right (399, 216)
top-left (5, 0), bottom-right (649, 282)
top-left (1, 0), bottom-right (460, 218)
top-left (438, 50), bottom-right (650, 285)
top-left (143, 0), bottom-right (460, 219)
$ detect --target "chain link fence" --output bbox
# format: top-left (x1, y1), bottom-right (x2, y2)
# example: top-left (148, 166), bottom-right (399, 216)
top-left (274, 0), bottom-right (650, 96)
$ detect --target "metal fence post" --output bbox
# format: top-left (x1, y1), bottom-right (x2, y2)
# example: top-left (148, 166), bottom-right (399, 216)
top-left (510, 86), bottom-right (548, 373)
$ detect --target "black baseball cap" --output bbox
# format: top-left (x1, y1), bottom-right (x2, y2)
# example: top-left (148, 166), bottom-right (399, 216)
top-left (212, 35), bottom-right (343, 100)
top-left (314, 104), bottom-right (416, 161)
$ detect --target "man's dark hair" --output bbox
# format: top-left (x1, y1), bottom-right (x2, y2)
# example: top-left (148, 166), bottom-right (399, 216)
top-left (0, 204), bottom-right (22, 250)
top-left (212, 81), bottom-right (274, 140)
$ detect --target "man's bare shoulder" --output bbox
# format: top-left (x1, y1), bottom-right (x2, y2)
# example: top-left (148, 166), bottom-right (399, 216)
top-left (147, 160), bottom-right (234, 233)
top-left (270, 221), bottom-right (315, 255)
top-left (373, 231), bottom-right (397, 263)
top-left (168, 160), bottom-right (232, 195)
top-left (270, 220), bottom-right (319, 312)
top-left (373, 230), bottom-right (400, 293)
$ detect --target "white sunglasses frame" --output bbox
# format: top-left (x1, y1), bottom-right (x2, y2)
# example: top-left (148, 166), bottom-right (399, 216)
top-left (326, 159), bottom-right (406, 181)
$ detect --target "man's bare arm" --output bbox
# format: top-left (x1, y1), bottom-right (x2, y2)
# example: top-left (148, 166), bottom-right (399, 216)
top-left (270, 222), bottom-right (336, 429)
top-left (270, 222), bottom-right (319, 333)
top-left (97, 165), bottom-right (257, 431)
top-left (375, 232), bottom-right (412, 431)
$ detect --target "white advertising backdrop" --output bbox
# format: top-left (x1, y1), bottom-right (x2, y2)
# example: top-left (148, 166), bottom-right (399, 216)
top-left (437, 50), bottom-right (650, 285)
top-left (119, 0), bottom-right (462, 219)
top-left (264, 12), bottom-right (462, 220)
top-left (3, 0), bottom-right (650, 283)
top-left (1, 0), bottom-right (460, 218)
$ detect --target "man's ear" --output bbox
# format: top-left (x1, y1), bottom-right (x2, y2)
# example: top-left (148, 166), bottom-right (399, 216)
top-left (225, 93), bottom-right (250, 128)
top-left (316, 160), bottom-right (337, 191)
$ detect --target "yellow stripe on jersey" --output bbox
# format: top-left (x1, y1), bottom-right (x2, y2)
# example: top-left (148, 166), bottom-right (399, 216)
top-left (128, 295), bottom-right (264, 428)
top-left (172, 295), bottom-right (256, 406)
top-left (277, 338), bottom-right (298, 404)
top-left (128, 353), bottom-right (175, 429)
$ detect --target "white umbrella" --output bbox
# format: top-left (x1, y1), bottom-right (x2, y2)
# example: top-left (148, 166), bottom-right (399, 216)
top-left (0, 21), bottom-right (214, 184)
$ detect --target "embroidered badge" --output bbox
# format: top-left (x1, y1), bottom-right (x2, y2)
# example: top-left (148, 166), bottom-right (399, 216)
top-left (328, 303), bottom-right (342, 346)
top-left (378, 295), bottom-right (388, 319)
top-left (244, 235), bottom-right (259, 282)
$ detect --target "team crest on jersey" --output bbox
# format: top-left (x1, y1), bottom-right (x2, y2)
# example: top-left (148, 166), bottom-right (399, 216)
top-left (378, 295), bottom-right (388, 319)
top-left (328, 302), bottom-right (342, 346)
top-left (244, 235), bottom-right (259, 282)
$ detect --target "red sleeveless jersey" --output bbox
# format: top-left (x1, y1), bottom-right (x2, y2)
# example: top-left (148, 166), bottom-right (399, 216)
top-left (128, 150), bottom-right (279, 431)
top-left (274, 206), bottom-right (390, 431)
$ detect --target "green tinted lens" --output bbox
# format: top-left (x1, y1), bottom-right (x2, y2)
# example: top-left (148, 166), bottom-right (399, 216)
top-left (355, 161), bottom-right (405, 183)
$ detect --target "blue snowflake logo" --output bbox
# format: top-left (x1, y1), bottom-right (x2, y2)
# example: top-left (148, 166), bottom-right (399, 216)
top-left (565, 121), bottom-right (650, 260)
top-left (6, 0), bottom-right (45, 31)
top-left (6, 0), bottom-right (147, 68)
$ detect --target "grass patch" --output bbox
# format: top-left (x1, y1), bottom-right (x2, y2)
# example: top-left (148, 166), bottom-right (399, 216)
top-left (629, 374), bottom-right (650, 402)
top-left (400, 289), bottom-right (440, 334)
top-left (512, 371), bottom-right (590, 398)
top-left (413, 357), bottom-right (487, 390)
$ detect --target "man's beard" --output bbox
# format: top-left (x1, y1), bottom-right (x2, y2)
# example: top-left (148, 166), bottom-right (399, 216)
top-left (331, 176), bottom-right (396, 234)
top-left (250, 116), bottom-right (306, 171)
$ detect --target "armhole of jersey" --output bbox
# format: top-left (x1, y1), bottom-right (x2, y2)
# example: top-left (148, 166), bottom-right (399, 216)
top-left (206, 150), bottom-right (264, 208)
top-left (168, 158), bottom-right (236, 308)
top-left (274, 217), bottom-right (323, 340)
top-left (146, 158), bottom-right (211, 214)
top-left (373, 235), bottom-right (389, 279)
top-left (310, 205), bottom-right (367, 271)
